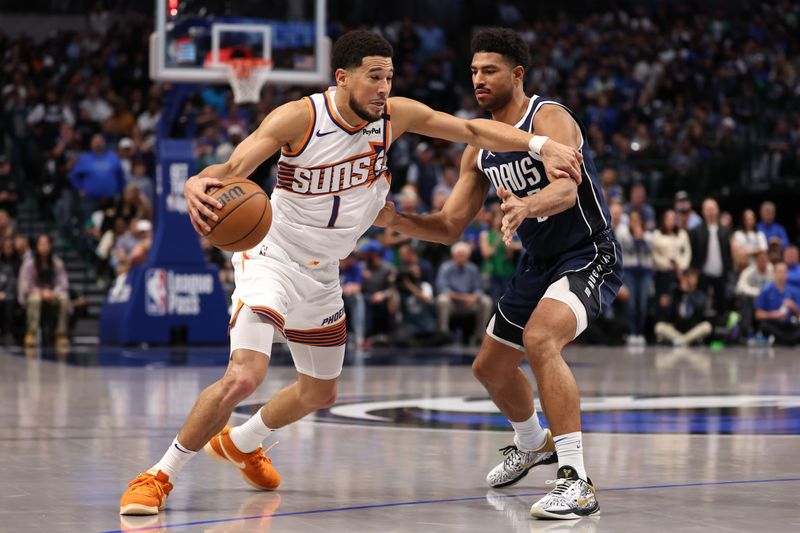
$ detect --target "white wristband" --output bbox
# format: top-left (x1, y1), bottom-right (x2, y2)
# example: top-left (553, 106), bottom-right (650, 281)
top-left (528, 135), bottom-right (549, 161)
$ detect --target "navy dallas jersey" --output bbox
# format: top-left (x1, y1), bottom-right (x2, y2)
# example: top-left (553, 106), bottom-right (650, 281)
top-left (479, 96), bottom-right (624, 348)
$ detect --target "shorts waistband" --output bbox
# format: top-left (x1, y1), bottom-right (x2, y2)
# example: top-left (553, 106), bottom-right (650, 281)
top-left (526, 229), bottom-right (615, 270)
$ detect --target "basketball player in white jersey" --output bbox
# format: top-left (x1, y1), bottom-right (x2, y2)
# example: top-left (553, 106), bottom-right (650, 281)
top-left (120, 29), bottom-right (583, 516)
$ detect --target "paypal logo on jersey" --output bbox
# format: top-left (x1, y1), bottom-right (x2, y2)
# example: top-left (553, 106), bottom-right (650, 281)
top-left (483, 155), bottom-right (545, 194)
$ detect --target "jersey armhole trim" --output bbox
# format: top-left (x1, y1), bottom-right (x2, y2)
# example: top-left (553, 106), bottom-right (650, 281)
top-left (282, 97), bottom-right (316, 157)
top-left (530, 100), bottom-right (584, 151)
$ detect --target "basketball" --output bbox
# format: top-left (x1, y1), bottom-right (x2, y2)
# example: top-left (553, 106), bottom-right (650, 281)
top-left (204, 178), bottom-right (272, 252)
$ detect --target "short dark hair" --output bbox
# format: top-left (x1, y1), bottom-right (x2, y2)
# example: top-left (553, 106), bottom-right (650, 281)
top-left (331, 30), bottom-right (393, 71)
top-left (471, 28), bottom-right (531, 72)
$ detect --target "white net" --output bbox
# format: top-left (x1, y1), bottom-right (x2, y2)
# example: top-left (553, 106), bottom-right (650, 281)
top-left (225, 59), bottom-right (273, 104)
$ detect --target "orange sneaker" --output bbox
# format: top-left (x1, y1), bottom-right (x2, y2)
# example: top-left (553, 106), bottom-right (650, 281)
top-left (204, 425), bottom-right (281, 490)
top-left (119, 469), bottom-right (173, 515)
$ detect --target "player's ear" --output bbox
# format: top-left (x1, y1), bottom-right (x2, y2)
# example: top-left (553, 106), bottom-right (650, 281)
top-left (512, 65), bottom-right (525, 86)
top-left (335, 68), bottom-right (349, 89)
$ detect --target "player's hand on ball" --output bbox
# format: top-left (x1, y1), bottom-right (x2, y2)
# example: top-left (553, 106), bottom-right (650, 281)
top-left (373, 200), bottom-right (397, 228)
top-left (497, 187), bottom-right (527, 246)
top-left (185, 175), bottom-right (224, 235)
top-left (540, 139), bottom-right (582, 184)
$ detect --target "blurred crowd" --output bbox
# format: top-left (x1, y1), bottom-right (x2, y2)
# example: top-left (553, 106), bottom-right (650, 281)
top-left (1, 1), bottom-right (799, 347)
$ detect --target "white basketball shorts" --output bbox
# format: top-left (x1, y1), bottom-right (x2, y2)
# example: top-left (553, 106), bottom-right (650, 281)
top-left (229, 241), bottom-right (347, 380)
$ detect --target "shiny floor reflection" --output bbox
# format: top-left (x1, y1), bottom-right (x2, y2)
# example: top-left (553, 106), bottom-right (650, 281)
top-left (1, 345), bottom-right (799, 532)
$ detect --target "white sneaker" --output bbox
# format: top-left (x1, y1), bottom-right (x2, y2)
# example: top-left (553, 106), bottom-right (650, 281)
top-left (530, 465), bottom-right (600, 520)
top-left (486, 429), bottom-right (557, 488)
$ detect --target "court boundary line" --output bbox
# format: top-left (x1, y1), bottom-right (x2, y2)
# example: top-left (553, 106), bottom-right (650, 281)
top-left (103, 477), bottom-right (800, 532)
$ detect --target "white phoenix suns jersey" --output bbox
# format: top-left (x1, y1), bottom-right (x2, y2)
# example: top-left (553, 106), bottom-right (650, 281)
top-left (264, 88), bottom-right (392, 266)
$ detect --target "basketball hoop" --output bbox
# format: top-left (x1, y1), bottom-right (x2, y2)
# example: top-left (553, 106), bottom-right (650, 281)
top-left (224, 58), bottom-right (273, 104)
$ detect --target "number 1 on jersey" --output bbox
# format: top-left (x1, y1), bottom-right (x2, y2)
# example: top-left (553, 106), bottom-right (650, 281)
top-left (327, 195), bottom-right (341, 228)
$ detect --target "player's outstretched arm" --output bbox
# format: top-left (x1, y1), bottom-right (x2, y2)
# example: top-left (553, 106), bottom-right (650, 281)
top-left (373, 145), bottom-right (489, 245)
top-left (184, 99), bottom-right (311, 235)
top-left (389, 97), bottom-right (582, 182)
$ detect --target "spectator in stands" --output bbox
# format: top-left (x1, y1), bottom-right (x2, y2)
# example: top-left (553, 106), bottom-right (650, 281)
top-left (0, 244), bottom-right (17, 344)
top-left (215, 125), bottom-right (245, 162)
top-left (382, 188), bottom-right (420, 250)
top-left (26, 88), bottom-right (74, 152)
top-left (397, 243), bottom-right (434, 286)
top-left (732, 208), bottom-right (768, 271)
top-left (117, 137), bottom-right (136, 179)
top-left (431, 165), bottom-right (458, 202)
top-left (690, 198), bottom-right (733, 316)
top-left (654, 269), bottom-right (713, 347)
top-left (79, 83), bottom-right (113, 125)
top-left (105, 97), bottom-right (136, 139)
top-left (735, 251), bottom-right (774, 340)
top-left (652, 209), bottom-right (691, 321)
top-left (1, 238), bottom-right (22, 280)
top-left (406, 142), bottom-right (442, 209)
top-left (625, 182), bottom-right (656, 230)
top-left (13, 233), bottom-right (31, 264)
top-left (480, 207), bottom-right (519, 304)
top-left (435, 241), bottom-right (492, 345)
top-left (360, 240), bottom-right (397, 342)
top-left (339, 252), bottom-right (366, 348)
top-left (618, 209), bottom-right (654, 345)
top-left (69, 133), bottom-right (126, 223)
top-left (394, 257), bottom-right (439, 345)
top-left (114, 183), bottom-right (152, 224)
top-left (600, 168), bottom-right (624, 203)
top-left (136, 96), bottom-right (161, 151)
top-left (18, 234), bottom-right (70, 348)
top-left (96, 215), bottom-right (127, 277)
top-left (111, 218), bottom-right (150, 275)
top-left (127, 219), bottom-right (153, 270)
top-left (127, 159), bottom-right (154, 204)
top-left (719, 211), bottom-right (733, 232)
top-left (461, 205), bottom-right (490, 264)
top-left (755, 262), bottom-right (800, 346)
top-left (0, 209), bottom-right (15, 240)
top-left (784, 245), bottom-right (800, 291)
top-left (757, 201), bottom-right (789, 251)
top-left (0, 154), bottom-right (20, 217)
top-left (674, 190), bottom-right (702, 231)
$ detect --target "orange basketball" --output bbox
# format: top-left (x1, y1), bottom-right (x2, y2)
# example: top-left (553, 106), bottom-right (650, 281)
top-left (203, 178), bottom-right (272, 252)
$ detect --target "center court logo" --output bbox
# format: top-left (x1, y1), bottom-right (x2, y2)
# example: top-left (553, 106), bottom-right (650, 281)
top-left (235, 394), bottom-right (800, 435)
top-left (145, 269), bottom-right (215, 316)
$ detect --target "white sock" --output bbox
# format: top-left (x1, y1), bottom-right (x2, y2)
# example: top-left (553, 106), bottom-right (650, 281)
top-left (510, 411), bottom-right (547, 451)
top-left (554, 431), bottom-right (587, 480)
top-left (230, 408), bottom-right (273, 453)
top-left (152, 437), bottom-right (197, 480)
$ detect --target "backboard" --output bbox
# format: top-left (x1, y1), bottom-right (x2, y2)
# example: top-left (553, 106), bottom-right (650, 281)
top-left (151, 0), bottom-right (329, 86)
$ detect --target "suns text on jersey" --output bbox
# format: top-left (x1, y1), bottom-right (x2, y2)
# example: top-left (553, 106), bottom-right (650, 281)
top-left (277, 147), bottom-right (388, 195)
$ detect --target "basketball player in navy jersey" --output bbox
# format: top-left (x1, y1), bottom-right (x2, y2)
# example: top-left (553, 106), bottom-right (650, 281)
top-left (376, 28), bottom-right (622, 519)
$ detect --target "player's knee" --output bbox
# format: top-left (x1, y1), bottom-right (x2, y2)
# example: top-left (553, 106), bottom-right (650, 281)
top-left (299, 382), bottom-right (338, 409)
top-left (523, 329), bottom-right (558, 362)
top-left (221, 372), bottom-right (262, 404)
top-left (472, 355), bottom-right (499, 385)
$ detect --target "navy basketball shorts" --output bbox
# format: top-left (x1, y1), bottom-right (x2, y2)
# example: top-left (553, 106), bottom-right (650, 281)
top-left (486, 230), bottom-right (623, 350)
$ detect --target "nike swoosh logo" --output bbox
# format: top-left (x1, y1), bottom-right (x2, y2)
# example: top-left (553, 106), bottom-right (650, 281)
top-left (218, 439), bottom-right (246, 469)
top-left (316, 130), bottom-right (336, 137)
top-left (174, 443), bottom-right (192, 454)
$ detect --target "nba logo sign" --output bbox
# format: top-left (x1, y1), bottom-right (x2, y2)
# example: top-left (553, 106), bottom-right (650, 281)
top-left (145, 269), bottom-right (169, 316)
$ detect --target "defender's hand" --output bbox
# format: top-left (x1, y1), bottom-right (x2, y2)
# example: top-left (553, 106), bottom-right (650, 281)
top-left (497, 187), bottom-right (528, 246)
top-left (373, 200), bottom-right (398, 228)
top-left (184, 175), bottom-right (224, 235)
top-left (540, 139), bottom-right (583, 184)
